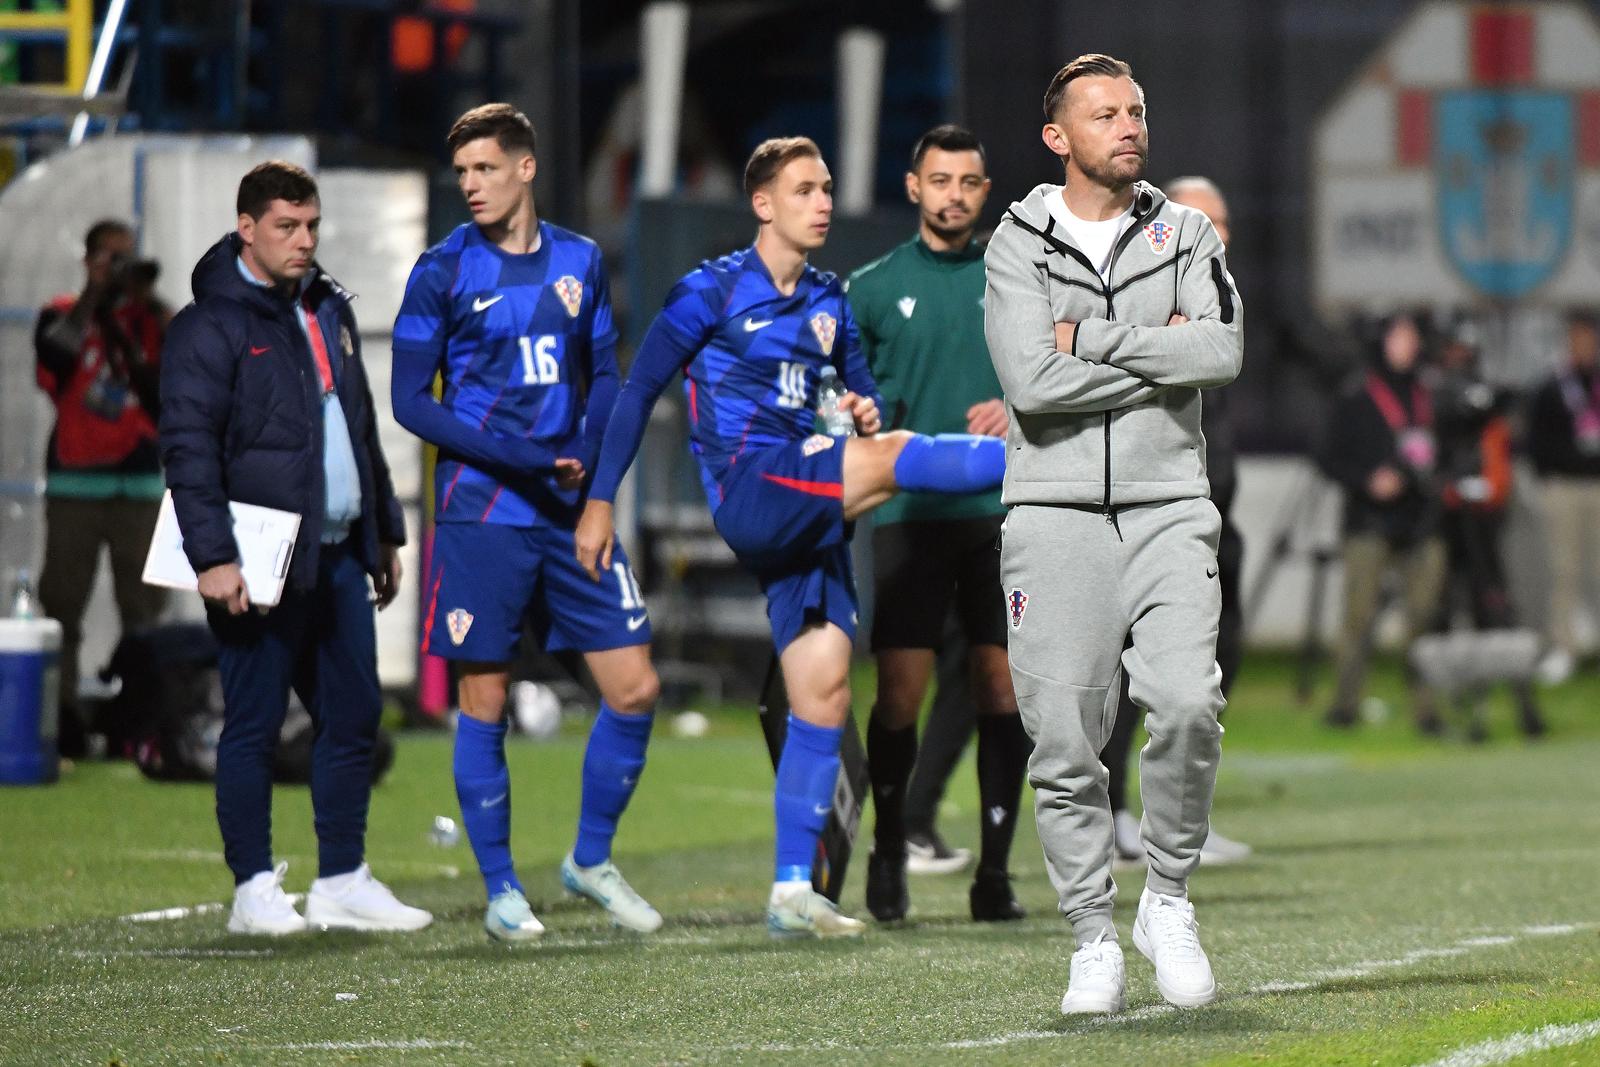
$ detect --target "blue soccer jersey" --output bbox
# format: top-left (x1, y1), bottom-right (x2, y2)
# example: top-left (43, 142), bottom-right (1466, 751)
top-left (392, 220), bottom-right (619, 526)
top-left (589, 246), bottom-right (880, 512)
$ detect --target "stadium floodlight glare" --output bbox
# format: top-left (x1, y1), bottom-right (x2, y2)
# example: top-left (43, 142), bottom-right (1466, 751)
top-left (68, 0), bottom-right (129, 147)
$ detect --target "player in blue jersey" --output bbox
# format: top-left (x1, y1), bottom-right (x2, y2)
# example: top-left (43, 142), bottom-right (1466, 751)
top-left (575, 137), bottom-right (1007, 938)
top-left (391, 103), bottom-right (663, 942)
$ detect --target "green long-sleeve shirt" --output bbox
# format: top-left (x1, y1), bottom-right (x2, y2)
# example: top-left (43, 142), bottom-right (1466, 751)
top-left (846, 235), bottom-right (1004, 525)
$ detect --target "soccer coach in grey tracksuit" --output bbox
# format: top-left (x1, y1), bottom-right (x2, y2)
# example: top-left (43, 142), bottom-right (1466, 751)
top-left (984, 54), bottom-right (1242, 1014)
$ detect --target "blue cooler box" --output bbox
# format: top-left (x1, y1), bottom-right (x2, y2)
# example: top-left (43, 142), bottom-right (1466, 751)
top-left (0, 617), bottom-right (62, 785)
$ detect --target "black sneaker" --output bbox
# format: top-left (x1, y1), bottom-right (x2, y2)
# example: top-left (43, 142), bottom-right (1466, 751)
top-left (865, 851), bottom-right (909, 922)
top-left (904, 828), bottom-right (973, 875)
top-left (969, 867), bottom-right (1026, 922)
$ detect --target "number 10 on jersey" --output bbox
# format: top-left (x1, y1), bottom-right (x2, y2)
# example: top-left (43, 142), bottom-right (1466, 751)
top-left (519, 335), bottom-right (561, 385)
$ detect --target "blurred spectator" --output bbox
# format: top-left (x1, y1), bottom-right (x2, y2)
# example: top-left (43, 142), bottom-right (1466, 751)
top-left (1105, 175), bottom-right (1251, 866)
top-left (34, 219), bottom-right (169, 755)
top-left (1526, 312), bottom-right (1600, 683)
top-left (1431, 323), bottom-right (1544, 738)
top-left (1318, 313), bottom-right (1445, 734)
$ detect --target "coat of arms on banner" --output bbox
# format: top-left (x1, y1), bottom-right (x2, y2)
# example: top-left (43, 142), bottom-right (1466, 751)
top-left (1437, 90), bottom-right (1573, 298)
top-left (809, 311), bottom-right (837, 356)
top-left (553, 275), bottom-right (584, 317)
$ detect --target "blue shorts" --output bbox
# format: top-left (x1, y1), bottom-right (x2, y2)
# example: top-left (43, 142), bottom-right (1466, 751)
top-left (712, 436), bottom-right (858, 654)
top-left (423, 522), bottom-right (652, 662)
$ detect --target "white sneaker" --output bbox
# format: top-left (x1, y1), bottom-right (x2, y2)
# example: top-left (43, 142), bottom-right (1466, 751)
top-left (905, 830), bottom-right (974, 875)
top-left (1112, 809), bottom-right (1144, 864)
top-left (1132, 887), bottom-right (1217, 1007)
top-left (560, 854), bottom-right (663, 933)
top-left (305, 863), bottom-right (433, 932)
top-left (227, 861), bottom-right (307, 936)
top-left (1060, 932), bottom-right (1126, 1014)
top-left (1536, 647), bottom-right (1575, 686)
top-left (766, 884), bottom-right (865, 939)
top-left (485, 883), bottom-right (545, 943)
top-left (1200, 827), bottom-right (1253, 866)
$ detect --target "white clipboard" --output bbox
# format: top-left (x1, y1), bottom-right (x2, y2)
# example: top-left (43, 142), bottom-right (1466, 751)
top-left (142, 490), bottom-right (301, 608)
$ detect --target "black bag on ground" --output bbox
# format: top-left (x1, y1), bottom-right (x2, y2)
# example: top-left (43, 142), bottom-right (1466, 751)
top-left (103, 623), bottom-right (393, 785)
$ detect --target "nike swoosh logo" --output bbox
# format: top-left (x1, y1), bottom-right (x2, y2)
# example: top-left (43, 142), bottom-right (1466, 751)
top-left (1207, 568), bottom-right (1218, 579)
top-left (744, 318), bottom-right (773, 332)
top-left (812, 803), bottom-right (832, 817)
top-left (249, 345), bottom-right (271, 356)
top-left (473, 295), bottom-right (504, 312)
top-left (621, 775), bottom-right (637, 787)
top-left (480, 792), bottom-right (508, 809)
top-left (626, 614), bottom-right (648, 631)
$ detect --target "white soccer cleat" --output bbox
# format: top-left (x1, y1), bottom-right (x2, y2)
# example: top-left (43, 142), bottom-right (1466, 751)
top-left (227, 861), bottom-right (307, 936)
top-left (304, 863), bottom-right (433, 932)
top-left (1199, 826), bottom-right (1253, 866)
top-left (1132, 887), bottom-right (1217, 1007)
top-left (560, 854), bottom-right (663, 933)
top-left (766, 884), bottom-right (865, 939)
top-left (905, 830), bottom-right (974, 875)
top-left (1060, 932), bottom-right (1126, 1015)
top-left (1112, 809), bottom-right (1145, 865)
top-left (484, 883), bottom-right (545, 943)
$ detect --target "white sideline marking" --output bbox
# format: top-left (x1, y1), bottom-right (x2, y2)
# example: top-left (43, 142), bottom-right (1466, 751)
top-left (946, 1031), bottom-right (1054, 1049)
top-left (1523, 923), bottom-right (1578, 936)
top-left (1414, 1018), bottom-right (1600, 1067)
top-left (939, 922), bottom-right (1594, 1049)
top-left (70, 948), bottom-right (272, 959)
top-left (128, 848), bottom-right (224, 863)
top-left (121, 902), bottom-right (225, 922)
top-left (265, 1040), bottom-right (468, 1051)
top-left (121, 894), bottom-right (302, 923)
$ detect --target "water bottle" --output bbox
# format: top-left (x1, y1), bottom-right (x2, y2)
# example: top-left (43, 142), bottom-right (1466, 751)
top-left (9, 568), bottom-right (37, 620)
top-left (815, 366), bottom-right (856, 438)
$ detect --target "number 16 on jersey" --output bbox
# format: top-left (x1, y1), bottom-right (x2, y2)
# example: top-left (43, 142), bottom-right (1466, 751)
top-left (519, 335), bottom-right (561, 385)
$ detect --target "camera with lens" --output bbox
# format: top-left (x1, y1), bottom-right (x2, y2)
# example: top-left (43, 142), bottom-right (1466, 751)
top-left (108, 252), bottom-right (161, 290)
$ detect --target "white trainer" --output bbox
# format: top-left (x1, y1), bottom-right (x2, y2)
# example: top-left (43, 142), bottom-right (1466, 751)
top-left (1132, 887), bottom-right (1217, 1007)
top-left (305, 863), bottom-right (433, 932)
top-left (227, 861), bottom-right (307, 936)
top-left (766, 884), bottom-right (865, 939)
top-left (1060, 932), bottom-right (1126, 1014)
top-left (560, 854), bottom-right (663, 933)
top-left (1199, 827), bottom-right (1253, 866)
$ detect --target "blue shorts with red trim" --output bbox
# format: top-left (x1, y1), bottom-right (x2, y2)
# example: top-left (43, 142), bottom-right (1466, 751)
top-left (711, 435), bottom-right (858, 653)
top-left (422, 521), bottom-right (652, 662)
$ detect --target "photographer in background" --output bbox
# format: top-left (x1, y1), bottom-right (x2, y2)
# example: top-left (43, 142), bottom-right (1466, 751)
top-left (34, 219), bottom-right (170, 756)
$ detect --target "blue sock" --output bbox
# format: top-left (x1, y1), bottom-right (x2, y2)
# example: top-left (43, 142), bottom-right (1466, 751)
top-left (453, 714), bottom-right (520, 899)
top-left (572, 702), bottom-right (655, 867)
top-left (892, 433), bottom-right (1006, 494)
top-left (773, 714), bottom-right (843, 883)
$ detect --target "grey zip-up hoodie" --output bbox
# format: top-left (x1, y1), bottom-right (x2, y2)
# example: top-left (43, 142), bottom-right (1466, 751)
top-left (984, 180), bottom-right (1243, 510)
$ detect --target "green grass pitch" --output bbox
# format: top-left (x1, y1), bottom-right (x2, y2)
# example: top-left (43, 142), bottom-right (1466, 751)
top-left (4, 654), bottom-right (1600, 1066)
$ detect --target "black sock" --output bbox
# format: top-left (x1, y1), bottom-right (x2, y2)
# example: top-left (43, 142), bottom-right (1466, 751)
top-left (1103, 671), bottom-right (1139, 814)
top-left (867, 713), bottom-right (917, 859)
top-left (975, 712), bottom-right (1031, 872)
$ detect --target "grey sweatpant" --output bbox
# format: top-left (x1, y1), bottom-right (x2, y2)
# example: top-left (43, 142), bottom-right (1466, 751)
top-left (1001, 498), bottom-right (1225, 946)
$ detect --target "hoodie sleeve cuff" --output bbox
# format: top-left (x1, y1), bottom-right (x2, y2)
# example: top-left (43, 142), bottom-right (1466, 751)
top-left (1074, 318), bottom-right (1110, 364)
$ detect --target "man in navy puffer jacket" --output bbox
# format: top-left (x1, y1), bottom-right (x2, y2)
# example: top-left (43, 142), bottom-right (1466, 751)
top-left (160, 161), bottom-right (430, 936)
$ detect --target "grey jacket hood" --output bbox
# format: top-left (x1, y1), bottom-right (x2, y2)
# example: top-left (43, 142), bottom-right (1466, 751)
top-left (983, 179), bottom-right (1243, 509)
